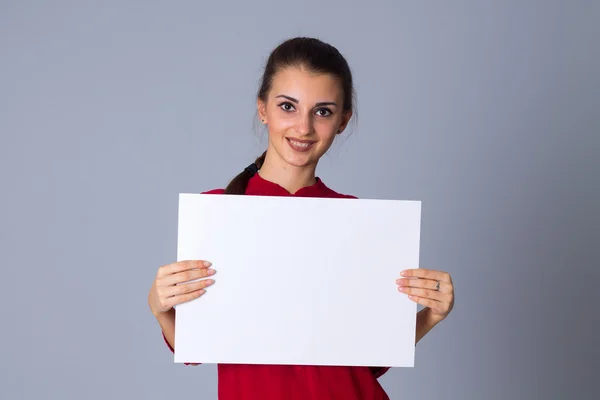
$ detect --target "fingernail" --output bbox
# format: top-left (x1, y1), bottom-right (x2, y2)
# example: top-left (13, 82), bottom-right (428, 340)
top-left (203, 261), bottom-right (212, 267)
top-left (207, 269), bottom-right (216, 275)
top-left (399, 287), bottom-right (407, 292)
top-left (206, 279), bottom-right (214, 285)
top-left (400, 270), bottom-right (406, 276)
top-left (199, 289), bottom-right (206, 295)
top-left (395, 279), bottom-right (402, 284)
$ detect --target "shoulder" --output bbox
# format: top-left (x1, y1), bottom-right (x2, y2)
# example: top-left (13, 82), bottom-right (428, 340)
top-left (332, 192), bottom-right (358, 199)
top-left (318, 184), bottom-right (358, 199)
top-left (201, 189), bottom-right (226, 195)
top-left (315, 178), bottom-right (358, 199)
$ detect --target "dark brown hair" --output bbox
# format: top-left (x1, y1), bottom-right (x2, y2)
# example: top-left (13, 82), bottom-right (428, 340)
top-left (224, 37), bottom-right (356, 194)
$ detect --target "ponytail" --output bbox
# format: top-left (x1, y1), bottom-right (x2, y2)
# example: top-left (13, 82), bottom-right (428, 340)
top-left (224, 151), bottom-right (267, 194)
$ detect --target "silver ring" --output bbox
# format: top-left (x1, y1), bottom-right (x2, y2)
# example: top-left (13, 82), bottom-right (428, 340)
top-left (435, 281), bottom-right (440, 291)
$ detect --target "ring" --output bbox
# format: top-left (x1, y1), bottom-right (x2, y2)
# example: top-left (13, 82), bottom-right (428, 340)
top-left (434, 281), bottom-right (440, 291)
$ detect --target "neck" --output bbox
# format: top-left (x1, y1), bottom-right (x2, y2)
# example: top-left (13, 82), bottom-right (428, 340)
top-left (258, 151), bottom-right (318, 194)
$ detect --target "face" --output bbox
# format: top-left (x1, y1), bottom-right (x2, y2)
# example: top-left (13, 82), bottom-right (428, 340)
top-left (257, 66), bottom-right (352, 169)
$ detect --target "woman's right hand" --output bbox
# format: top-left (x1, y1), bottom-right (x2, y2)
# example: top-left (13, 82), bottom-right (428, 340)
top-left (148, 260), bottom-right (216, 316)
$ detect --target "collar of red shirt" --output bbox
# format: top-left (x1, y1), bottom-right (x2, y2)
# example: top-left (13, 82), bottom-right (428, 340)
top-left (246, 172), bottom-right (331, 197)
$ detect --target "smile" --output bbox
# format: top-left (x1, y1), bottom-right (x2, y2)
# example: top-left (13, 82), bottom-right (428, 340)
top-left (286, 138), bottom-right (316, 152)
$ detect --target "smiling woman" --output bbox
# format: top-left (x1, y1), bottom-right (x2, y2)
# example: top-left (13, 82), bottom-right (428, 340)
top-left (147, 37), bottom-right (455, 400)
top-left (224, 37), bottom-right (356, 196)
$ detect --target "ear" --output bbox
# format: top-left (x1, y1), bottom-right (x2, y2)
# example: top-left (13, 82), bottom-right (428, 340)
top-left (257, 99), bottom-right (268, 124)
top-left (336, 110), bottom-right (353, 134)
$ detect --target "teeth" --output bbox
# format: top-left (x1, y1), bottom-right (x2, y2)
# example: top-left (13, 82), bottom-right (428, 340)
top-left (290, 140), bottom-right (311, 147)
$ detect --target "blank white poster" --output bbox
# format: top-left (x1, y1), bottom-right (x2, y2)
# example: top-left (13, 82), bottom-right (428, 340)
top-left (174, 193), bottom-right (421, 367)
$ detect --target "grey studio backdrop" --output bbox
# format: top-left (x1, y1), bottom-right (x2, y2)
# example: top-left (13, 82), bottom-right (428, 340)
top-left (1, 1), bottom-right (599, 399)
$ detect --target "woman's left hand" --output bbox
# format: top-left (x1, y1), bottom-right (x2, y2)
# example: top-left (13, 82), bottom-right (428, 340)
top-left (396, 268), bottom-right (455, 322)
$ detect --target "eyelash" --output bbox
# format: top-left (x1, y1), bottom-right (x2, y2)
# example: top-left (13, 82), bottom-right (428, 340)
top-left (277, 102), bottom-right (333, 117)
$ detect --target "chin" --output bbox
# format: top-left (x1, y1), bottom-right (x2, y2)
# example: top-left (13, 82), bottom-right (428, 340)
top-left (281, 154), bottom-right (316, 168)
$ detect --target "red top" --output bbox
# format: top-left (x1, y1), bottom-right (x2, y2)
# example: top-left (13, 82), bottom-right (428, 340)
top-left (163, 173), bottom-right (391, 399)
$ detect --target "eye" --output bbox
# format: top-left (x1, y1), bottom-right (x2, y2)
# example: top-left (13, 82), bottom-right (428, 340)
top-left (315, 108), bottom-right (332, 117)
top-left (278, 102), bottom-right (296, 112)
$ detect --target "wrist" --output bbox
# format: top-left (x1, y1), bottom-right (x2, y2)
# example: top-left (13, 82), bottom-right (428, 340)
top-left (419, 307), bottom-right (443, 327)
top-left (151, 306), bottom-right (174, 320)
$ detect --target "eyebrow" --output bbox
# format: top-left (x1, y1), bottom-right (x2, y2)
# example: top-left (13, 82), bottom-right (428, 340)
top-left (275, 94), bottom-right (338, 107)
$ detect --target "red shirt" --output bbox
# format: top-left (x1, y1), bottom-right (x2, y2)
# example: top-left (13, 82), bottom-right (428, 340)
top-left (163, 173), bottom-right (391, 399)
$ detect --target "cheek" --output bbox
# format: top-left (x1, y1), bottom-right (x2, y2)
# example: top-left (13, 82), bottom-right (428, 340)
top-left (315, 120), bottom-right (339, 141)
top-left (266, 110), bottom-right (295, 132)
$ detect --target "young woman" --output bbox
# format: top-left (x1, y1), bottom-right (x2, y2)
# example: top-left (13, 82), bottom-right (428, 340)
top-left (148, 37), bottom-right (455, 400)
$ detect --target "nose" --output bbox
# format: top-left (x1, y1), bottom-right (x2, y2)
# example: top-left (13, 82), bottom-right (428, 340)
top-left (294, 112), bottom-right (313, 136)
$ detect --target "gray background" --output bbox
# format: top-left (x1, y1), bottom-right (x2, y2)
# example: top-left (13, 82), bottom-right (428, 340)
top-left (1, 1), bottom-right (599, 399)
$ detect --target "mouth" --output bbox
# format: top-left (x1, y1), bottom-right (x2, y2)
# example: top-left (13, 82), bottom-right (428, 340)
top-left (286, 137), bottom-right (316, 152)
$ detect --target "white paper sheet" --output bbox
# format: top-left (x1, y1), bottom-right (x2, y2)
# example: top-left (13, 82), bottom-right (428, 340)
top-left (174, 193), bottom-right (421, 367)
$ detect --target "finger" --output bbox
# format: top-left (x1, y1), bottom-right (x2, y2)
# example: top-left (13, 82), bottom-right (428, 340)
top-left (159, 260), bottom-right (212, 277)
top-left (398, 286), bottom-right (445, 301)
top-left (396, 278), bottom-right (451, 293)
top-left (164, 278), bottom-right (215, 298)
top-left (407, 295), bottom-right (440, 310)
top-left (401, 268), bottom-right (451, 282)
top-left (163, 287), bottom-right (207, 309)
top-left (161, 267), bottom-right (216, 287)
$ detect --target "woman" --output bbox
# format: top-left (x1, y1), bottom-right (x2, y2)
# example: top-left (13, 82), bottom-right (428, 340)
top-left (148, 37), bottom-right (455, 400)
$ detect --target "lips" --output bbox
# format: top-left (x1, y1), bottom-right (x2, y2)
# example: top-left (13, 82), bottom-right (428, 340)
top-left (286, 137), bottom-right (316, 152)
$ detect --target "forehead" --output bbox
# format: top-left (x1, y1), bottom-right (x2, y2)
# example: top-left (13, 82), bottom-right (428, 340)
top-left (269, 66), bottom-right (343, 102)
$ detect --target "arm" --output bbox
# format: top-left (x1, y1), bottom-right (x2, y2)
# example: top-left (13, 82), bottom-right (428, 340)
top-left (154, 308), bottom-right (176, 350)
top-left (415, 307), bottom-right (442, 344)
top-left (153, 308), bottom-right (201, 366)
top-left (372, 308), bottom-right (444, 378)
top-left (148, 260), bottom-right (215, 366)
top-left (397, 268), bottom-right (455, 345)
